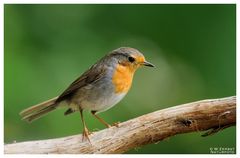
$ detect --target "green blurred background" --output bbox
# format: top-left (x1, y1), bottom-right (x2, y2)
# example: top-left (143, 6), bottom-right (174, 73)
top-left (4, 4), bottom-right (236, 154)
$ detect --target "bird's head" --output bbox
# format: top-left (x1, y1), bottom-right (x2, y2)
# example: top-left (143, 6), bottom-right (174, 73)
top-left (111, 47), bottom-right (154, 72)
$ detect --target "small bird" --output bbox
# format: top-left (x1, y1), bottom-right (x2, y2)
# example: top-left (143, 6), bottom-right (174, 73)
top-left (20, 47), bottom-right (154, 142)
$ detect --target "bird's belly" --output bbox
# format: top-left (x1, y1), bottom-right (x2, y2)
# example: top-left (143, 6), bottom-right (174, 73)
top-left (71, 77), bottom-right (127, 112)
top-left (80, 92), bottom-right (126, 112)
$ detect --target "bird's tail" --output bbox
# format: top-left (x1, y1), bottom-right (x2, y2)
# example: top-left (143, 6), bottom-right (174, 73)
top-left (20, 97), bottom-right (59, 122)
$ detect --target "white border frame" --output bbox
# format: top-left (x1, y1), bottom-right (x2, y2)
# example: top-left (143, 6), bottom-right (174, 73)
top-left (1, 1), bottom-right (238, 158)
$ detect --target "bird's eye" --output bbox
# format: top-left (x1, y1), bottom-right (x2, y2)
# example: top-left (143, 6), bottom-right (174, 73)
top-left (128, 56), bottom-right (135, 63)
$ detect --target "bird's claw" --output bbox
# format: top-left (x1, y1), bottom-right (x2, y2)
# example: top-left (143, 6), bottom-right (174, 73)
top-left (112, 121), bottom-right (120, 127)
top-left (82, 127), bottom-right (92, 144)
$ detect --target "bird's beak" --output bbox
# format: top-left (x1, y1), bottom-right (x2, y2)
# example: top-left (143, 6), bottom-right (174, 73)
top-left (142, 61), bottom-right (155, 67)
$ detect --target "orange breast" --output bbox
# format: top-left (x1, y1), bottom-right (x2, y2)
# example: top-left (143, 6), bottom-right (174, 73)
top-left (112, 64), bottom-right (135, 93)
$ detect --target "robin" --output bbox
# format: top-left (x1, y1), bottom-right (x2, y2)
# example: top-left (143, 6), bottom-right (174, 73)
top-left (20, 47), bottom-right (154, 142)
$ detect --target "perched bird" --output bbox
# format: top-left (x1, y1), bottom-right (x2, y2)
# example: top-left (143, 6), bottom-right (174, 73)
top-left (20, 47), bottom-right (154, 142)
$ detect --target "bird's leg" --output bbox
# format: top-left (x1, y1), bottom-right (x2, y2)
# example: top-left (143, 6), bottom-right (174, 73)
top-left (91, 111), bottom-right (112, 128)
top-left (79, 108), bottom-right (91, 143)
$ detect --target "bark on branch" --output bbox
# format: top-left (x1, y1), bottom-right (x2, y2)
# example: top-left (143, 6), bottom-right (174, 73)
top-left (5, 96), bottom-right (236, 154)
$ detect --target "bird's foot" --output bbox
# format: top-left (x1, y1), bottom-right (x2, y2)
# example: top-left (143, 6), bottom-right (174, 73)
top-left (82, 127), bottom-right (92, 144)
top-left (105, 122), bottom-right (120, 128)
top-left (112, 121), bottom-right (120, 127)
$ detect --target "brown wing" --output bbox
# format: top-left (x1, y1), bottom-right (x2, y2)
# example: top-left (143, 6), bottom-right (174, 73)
top-left (56, 63), bottom-right (106, 103)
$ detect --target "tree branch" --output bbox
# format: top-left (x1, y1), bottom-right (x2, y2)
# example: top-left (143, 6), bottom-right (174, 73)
top-left (5, 96), bottom-right (236, 154)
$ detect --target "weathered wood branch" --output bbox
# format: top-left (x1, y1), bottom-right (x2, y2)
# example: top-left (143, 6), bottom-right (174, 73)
top-left (5, 96), bottom-right (236, 154)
